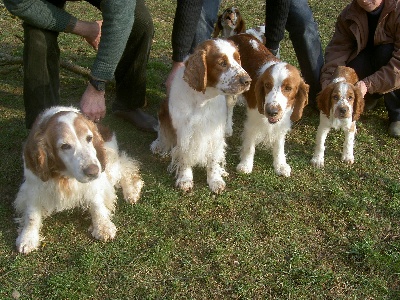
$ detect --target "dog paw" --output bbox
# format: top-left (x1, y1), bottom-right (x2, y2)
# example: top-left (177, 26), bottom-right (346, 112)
top-left (275, 163), bottom-right (291, 177)
top-left (16, 233), bottom-right (40, 254)
top-left (176, 179), bottom-right (193, 193)
top-left (123, 178), bottom-right (144, 204)
top-left (90, 221), bottom-right (117, 242)
top-left (311, 157), bottom-right (324, 168)
top-left (209, 179), bottom-right (226, 194)
top-left (342, 155), bottom-right (354, 165)
top-left (236, 162), bottom-right (253, 174)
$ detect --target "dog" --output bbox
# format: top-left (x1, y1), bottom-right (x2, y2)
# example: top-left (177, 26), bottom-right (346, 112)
top-left (151, 39), bottom-right (251, 193)
top-left (228, 33), bottom-right (309, 176)
top-left (213, 7), bottom-right (266, 137)
top-left (311, 66), bottom-right (364, 167)
top-left (14, 106), bottom-right (144, 254)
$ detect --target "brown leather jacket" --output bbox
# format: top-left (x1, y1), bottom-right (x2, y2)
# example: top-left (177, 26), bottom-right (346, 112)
top-left (321, 0), bottom-right (400, 94)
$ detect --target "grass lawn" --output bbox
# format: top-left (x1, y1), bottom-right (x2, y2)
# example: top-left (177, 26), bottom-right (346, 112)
top-left (0, 0), bottom-right (399, 299)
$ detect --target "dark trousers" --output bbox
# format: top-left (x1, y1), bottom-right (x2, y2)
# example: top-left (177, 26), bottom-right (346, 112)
top-left (22, 0), bottom-right (153, 128)
top-left (348, 43), bottom-right (400, 122)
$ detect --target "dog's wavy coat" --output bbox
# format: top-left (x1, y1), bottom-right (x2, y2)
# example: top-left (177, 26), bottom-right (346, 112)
top-left (151, 39), bottom-right (251, 193)
top-left (15, 106), bottom-right (143, 254)
top-left (228, 34), bottom-right (309, 177)
top-left (311, 66), bottom-right (364, 167)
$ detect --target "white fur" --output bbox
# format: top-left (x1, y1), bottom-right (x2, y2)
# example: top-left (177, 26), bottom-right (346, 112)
top-left (151, 40), bottom-right (250, 193)
top-left (15, 106), bottom-right (143, 254)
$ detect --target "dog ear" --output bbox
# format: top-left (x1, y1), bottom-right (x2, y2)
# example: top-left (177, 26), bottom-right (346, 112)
top-left (91, 122), bottom-right (107, 172)
top-left (290, 80), bottom-right (309, 122)
top-left (23, 131), bottom-right (52, 182)
top-left (255, 77), bottom-right (266, 115)
top-left (352, 85), bottom-right (365, 121)
top-left (316, 84), bottom-right (334, 118)
top-left (212, 14), bottom-right (223, 38)
top-left (235, 13), bottom-right (246, 34)
top-left (183, 48), bottom-right (207, 93)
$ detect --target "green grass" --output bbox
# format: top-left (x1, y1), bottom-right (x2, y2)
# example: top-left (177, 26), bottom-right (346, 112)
top-left (1, 0), bottom-right (400, 299)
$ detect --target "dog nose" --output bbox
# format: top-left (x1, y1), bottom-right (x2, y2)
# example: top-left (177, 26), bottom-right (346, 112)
top-left (339, 107), bottom-right (348, 115)
top-left (266, 106), bottom-right (279, 117)
top-left (83, 164), bottom-right (100, 178)
top-left (240, 75), bottom-right (252, 87)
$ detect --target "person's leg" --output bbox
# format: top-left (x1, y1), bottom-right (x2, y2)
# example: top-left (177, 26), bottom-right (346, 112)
top-left (286, 0), bottom-right (324, 106)
top-left (112, 0), bottom-right (157, 132)
top-left (23, 23), bottom-right (61, 129)
top-left (189, 0), bottom-right (221, 53)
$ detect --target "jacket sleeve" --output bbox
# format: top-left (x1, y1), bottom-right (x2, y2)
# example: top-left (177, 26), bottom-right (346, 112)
top-left (264, 0), bottom-right (290, 51)
top-left (91, 0), bottom-right (136, 81)
top-left (3, 0), bottom-right (76, 32)
top-left (320, 13), bottom-right (356, 88)
top-left (171, 0), bottom-right (204, 62)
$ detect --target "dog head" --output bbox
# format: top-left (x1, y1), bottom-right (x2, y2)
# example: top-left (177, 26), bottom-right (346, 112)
top-left (183, 39), bottom-right (251, 95)
top-left (317, 66), bottom-right (364, 121)
top-left (212, 7), bottom-right (246, 38)
top-left (24, 107), bottom-right (107, 183)
top-left (255, 62), bottom-right (309, 123)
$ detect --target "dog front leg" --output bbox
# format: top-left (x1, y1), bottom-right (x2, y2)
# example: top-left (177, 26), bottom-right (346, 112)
top-left (207, 158), bottom-right (226, 194)
top-left (311, 116), bottom-right (331, 168)
top-left (89, 195), bottom-right (117, 242)
top-left (16, 206), bottom-right (43, 254)
top-left (176, 165), bottom-right (194, 192)
top-left (342, 123), bottom-right (356, 164)
top-left (272, 135), bottom-right (291, 177)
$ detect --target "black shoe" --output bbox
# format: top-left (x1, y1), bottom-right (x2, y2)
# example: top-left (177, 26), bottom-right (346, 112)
top-left (113, 108), bottom-right (158, 133)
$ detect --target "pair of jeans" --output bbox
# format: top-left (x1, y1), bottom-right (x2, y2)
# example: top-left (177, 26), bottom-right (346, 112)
top-left (189, 0), bottom-right (221, 53)
top-left (22, 0), bottom-right (153, 128)
top-left (285, 0), bottom-right (324, 105)
top-left (348, 43), bottom-right (400, 122)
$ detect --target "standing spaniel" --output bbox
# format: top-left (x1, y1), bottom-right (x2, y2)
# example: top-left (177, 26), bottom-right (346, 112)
top-left (151, 39), bottom-right (251, 193)
top-left (311, 66), bottom-right (364, 167)
top-left (15, 106), bottom-right (143, 254)
top-left (228, 34), bottom-right (309, 176)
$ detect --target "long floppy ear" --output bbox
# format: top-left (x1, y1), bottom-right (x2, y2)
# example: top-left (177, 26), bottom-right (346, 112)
top-left (255, 77), bottom-right (266, 115)
top-left (91, 122), bottom-right (107, 172)
top-left (23, 131), bottom-right (52, 182)
top-left (316, 84), bottom-right (334, 118)
top-left (352, 85), bottom-right (365, 121)
top-left (291, 80), bottom-right (309, 122)
top-left (212, 14), bottom-right (223, 38)
top-left (183, 48), bottom-right (207, 93)
top-left (235, 15), bottom-right (246, 34)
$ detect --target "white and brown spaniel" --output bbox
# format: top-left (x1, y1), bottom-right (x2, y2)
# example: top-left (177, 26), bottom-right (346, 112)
top-left (311, 66), bottom-right (364, 167)
top-left (213, 7), bottom-right (266, 137)
top-left (228, 33), bottom-right (309, 177)
top-left (14, 106), bottom-right (143, 254)
top-left (151, 39), bottom-right (251, 193)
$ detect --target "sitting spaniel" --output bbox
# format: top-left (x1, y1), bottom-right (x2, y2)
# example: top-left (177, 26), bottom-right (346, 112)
top-left (228, 33), bottom-right (309, 177)
top-left (14, 106), bottom-right (143, 254)
top-left (151, 39), bottom-right (251, 193)
top-left (311, 66), bottom-right (364, 167)
top-left (213, 7), bottom-right (266, 137)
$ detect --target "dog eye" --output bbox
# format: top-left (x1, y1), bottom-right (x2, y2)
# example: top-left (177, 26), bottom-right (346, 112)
top-left (86, 135), bottom-right (93, 143)
top-left (264, 83), bottom-right (272, 90)
top-left (219, 60), bottom-right (227, 67)
top-left (333, 95), bottom-right (339, 101)
top-left (284, 86), bottom-right (292, 92)
top-left (61, 143), bottom-right (72, 150)
top-left (348, 95), bottom-right (353, 100)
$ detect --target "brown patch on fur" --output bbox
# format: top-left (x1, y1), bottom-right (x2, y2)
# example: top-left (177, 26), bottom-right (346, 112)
top-left (228, 34), bottom-right (279, 109)
top-left (158, 97), bottom-right (177, 146)
top-left (183, 46), bottom-right (208, 93)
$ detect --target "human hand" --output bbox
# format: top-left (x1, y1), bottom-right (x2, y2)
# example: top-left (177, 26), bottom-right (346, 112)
top-left (71, 20), bottom-right (102, 50)
top-left (80, 83), bottom-right (106, 122)
top-left (355, 80), bottom-right (368, 97)
top-left (165, 61), bottom-right (185, 96)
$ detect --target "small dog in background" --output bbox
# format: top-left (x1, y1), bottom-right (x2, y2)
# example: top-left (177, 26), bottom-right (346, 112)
top-left (151, 39), bottom-right (251, 194)
top-left (213, 7), bottom-right (266, 136)
top-left (14, 106), bottom-right (143, 254)
top-left (311, 66), bottom-right (365, 167)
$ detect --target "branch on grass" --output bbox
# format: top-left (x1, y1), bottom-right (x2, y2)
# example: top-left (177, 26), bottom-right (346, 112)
top-left (0, 52), bottom-right (91, 79)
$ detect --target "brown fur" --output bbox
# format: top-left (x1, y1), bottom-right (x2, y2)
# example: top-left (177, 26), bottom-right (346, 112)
top-left (213, 7), bottom-right (246, 38)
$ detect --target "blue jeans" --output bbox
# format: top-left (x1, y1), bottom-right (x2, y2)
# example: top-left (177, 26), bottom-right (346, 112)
top-left (348, 43), bottom-right (400, 122)
top-left (285, 0), bottom-right (324, 105)
top-left (189, 0), bottom-right (221, 53)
